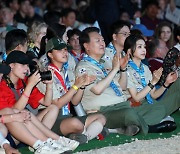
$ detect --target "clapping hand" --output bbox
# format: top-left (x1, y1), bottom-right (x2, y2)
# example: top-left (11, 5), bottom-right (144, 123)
top-left (112, 54), bottom-right (120, 71)
top-left (120, 53), bottom-right (130, 70)
top-left (74, 74), bottom-right (96, 88)
top-left (151, 67), bottom-right (163, 85)
top-left (164, 71), bottom-right (178, 86)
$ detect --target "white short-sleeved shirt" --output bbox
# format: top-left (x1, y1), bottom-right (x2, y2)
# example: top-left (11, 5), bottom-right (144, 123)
top-left (75, 60), bottom-right (127, 111)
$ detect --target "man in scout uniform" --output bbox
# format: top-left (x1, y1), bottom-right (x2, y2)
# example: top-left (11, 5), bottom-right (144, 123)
top-left (76, 27), bottom-right (177, 136)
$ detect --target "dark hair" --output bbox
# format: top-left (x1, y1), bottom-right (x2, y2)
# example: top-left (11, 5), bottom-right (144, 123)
top-left (130, 29), bottom-right (143, 36)
top-left (174, 26), bottom-right (180, 43)
top-left (5, 0), bottom-right (15, 7)
top-left (39, 23), bottom-right (66, 58)
top-left (43, 11), bottom-right (62, 26)
top-left (146, 39), bottom-right (160, 57)
top-left (5, 29), bottom-right (27, 53)
top-left (109, 20), bottom-right (131, 40)
top-left (79, 27), bottom-right (99, 51)
top-left (18, 0), bottom-right (29, 5)
top-left (145, 0), bottom-right (159, 8)
top-left (67, 28), bottom-right (81, 41)
top-left (61, 8), bottom-right (76, 17)
top-left (124, 34), bottom-right (145, 57)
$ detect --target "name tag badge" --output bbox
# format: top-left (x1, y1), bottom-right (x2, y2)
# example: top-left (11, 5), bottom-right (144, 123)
top-left (96, 71), bottom-right (102, 75)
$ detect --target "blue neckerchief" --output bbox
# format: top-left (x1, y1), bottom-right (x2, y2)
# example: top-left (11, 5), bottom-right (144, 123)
top-left (63, 62), bottom-right (71, 90)
top-left (107, 42), bottom-right (116, 55)
top-left (61, 62), bottom-right (71, 115)
top-left (2, 52), bottom-right (7, 61)
top-left (128, 60), bottom-right (153, 104)
top-left (83, 55), bottom-right (122, 96)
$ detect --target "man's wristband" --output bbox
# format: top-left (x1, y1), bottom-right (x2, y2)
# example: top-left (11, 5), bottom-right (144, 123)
top-left (148, 82), bottom-right (155, 90)
top-left (120, 68), bottom-right (127, 72)
top-left (80, 86), bottom-right (85, 90)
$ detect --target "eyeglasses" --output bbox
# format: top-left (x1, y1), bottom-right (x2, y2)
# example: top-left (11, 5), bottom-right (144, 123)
top-left (116, 32), bottom-right (130, 37)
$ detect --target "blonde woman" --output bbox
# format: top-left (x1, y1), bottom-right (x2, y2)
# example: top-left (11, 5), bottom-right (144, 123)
top-left (27, 21), bottom-right (47, 60)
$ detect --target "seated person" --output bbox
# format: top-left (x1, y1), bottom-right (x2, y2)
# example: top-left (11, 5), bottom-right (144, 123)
top-left (124, 34), bottom-right (179, 130)
top-left (147, 39), bottom-right (169, 73)
top-left (1, 50), bottom-right (58, 129)
top-left (67, 28), bottom-right (85, 63)
top-left (0, 64), bottom-right (20, 154)
top-left (159, 26), bottom-right (180, 86)
top-left (37, 37), bottom-right (107, 144)
top-left (76, 27), bottom-right (178, 136)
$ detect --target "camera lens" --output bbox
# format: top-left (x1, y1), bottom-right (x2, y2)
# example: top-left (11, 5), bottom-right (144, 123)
top-left (40, 70), bottom-right (52, 81)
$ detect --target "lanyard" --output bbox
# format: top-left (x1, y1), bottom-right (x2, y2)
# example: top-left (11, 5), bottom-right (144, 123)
top-left (49, 63), bottom-right (70, 114)
top-left (49, 63), bottom-right (67, 92)
top-left (128, 60), bottom-right (153, 104)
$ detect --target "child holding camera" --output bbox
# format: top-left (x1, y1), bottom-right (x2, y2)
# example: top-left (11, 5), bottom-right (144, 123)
top-left (0, 52), bottom-right (80, 152)
top-left (0, 50), bottom-right (58, 130)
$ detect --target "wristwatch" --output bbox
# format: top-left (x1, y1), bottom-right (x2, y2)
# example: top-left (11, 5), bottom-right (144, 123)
top-left (148, 82), bottom-right (155, 90)
top-left (120, 68), bottom-right (127, 72)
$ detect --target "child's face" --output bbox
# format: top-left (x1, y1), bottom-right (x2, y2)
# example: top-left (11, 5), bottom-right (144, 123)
top-left (49, 48), bottom-right (69, 64)
top-left (133, 39), bottom-right (146, 60)
top-left (69, 34), bottom-right (81, 51)
top-left (10, 63), bottom-right (29, 79)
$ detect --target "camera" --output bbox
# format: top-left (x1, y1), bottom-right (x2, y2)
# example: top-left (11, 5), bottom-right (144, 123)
top-left (29, 65), bottom-right (52, 81)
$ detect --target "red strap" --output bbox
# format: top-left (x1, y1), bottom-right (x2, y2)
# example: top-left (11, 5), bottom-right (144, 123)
top-left (71, 50), bottom-right (84, 61)
top-left (49, 63), bottom-right (67, 92)
top-left (49, 63), bottom-right (70, 110)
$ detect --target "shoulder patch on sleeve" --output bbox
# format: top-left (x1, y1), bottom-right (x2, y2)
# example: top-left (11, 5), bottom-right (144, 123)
top-left (79, 68), bottom-right (86, 74)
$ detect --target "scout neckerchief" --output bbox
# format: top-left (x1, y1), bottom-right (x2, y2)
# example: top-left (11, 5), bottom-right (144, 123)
top-left (107, 42), bottom-right (116, 55)
top-left (70, 50), bottom-right (84, 63)
top-left (49, 63), bottom-right (70, 115)
top-left (107, 42), bottom-right (126, 57)
top-left (128, 59), bottom-right (153, 104)
top-left (83, 55), bottom-right (122, 96)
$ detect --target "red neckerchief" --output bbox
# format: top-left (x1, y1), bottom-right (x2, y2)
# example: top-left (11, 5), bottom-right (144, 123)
top-left (49, 63), bottom-right (70, 110)
top-left (71, 50), bottom-right (84, 61)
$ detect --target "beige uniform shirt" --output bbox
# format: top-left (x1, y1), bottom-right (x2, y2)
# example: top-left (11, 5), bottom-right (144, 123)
top-left (127, 63), bottom-right (152, 92)
top-left (37, 67), bottom-right (75, 100)
top-left (37, 53), bottom-right (76, 100)
top-left (76, 60), bottom-right (127, 111)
